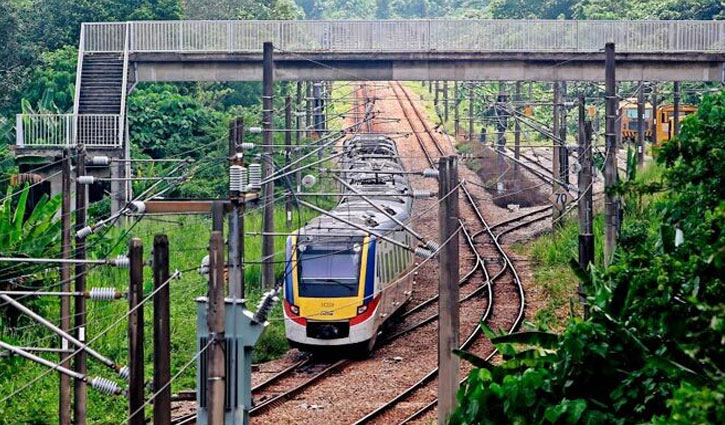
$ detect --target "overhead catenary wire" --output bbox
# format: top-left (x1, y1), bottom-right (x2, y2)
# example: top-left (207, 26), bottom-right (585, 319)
top-left (0, 268), bottom-right (185, 403)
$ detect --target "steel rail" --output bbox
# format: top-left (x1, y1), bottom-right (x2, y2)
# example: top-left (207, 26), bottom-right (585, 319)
top-left (349, 84), bottom-right (524, 425)
top-left (249, 359), bottom-right (350, 416)
top-left (349, 220), bottom-right (494, 425)
top-left (393, 82), bottom-right (447, 158)
top-left (392, 184), bottom-right (527, 425)
top-left (389, 83), bottom-right (436, 167)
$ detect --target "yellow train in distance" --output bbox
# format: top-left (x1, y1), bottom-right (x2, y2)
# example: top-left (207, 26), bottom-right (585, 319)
top-left (618, 99), bottom-right (697, 145)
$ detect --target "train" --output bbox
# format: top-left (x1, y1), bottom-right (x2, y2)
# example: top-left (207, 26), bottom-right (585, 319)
top-left (619, 99), bottom-right (697, 145)
top-left (283, 134), bottom-right (415, 353)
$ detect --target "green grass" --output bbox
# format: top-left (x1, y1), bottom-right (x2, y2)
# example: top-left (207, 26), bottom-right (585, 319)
top-left (513, 162), bottom-right (664, 330)
top-left (403, 82), bottom-right (459, 137)
top-left (0, 79), bottom-right (352, 423)
top-left (512, 213), bottom-right (606, 330)
top-left (0, 203), bottom-right (328, 424)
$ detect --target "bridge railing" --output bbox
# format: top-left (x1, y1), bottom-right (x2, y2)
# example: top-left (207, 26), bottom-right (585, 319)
top-left (16, 114), bottom-right (123, 148)
top-left (82, 20), bottom-right (725, 54)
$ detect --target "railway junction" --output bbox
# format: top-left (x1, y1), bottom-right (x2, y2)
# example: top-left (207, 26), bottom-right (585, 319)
top-left (2, 18), bottom-right (724, 425)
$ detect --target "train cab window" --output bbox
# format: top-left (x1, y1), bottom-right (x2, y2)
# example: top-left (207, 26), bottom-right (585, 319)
top-left (627, 109), bottom-right (651, 119)
top-left (298, 244), bottom-right (361, 298)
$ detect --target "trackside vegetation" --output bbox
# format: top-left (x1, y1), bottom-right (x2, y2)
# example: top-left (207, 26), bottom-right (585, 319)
top-left (451, 91), bottom-right (725, 425)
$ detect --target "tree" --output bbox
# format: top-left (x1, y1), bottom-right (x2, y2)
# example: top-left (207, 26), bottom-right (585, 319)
top-left (321, 0), bottom-right (377, 18)
top-left (576, 0), bottom-right (725, 19)
top-left (183, 0), bottom-right (302, 19)
top-left (19, 0), bottom-right (182, 52)
top-left (16, 47), bottom-right (78, 114)
top-left (451, 91), bottom-right (725, 425)
top-left (487, 0), bottom-right (577, 18)
top-left (0, 2), bottom-right (36, 116)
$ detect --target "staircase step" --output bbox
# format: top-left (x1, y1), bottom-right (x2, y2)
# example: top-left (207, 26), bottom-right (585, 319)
top-left (80, 92), bottom-right (122, 95)
top-left (81, 74), bottom-right (124, 79)
top-left (80, 91), bottom-right (122, 96)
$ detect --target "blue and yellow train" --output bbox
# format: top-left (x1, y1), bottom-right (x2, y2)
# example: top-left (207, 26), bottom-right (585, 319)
top-left (283, 135), bottom-right (416, 352)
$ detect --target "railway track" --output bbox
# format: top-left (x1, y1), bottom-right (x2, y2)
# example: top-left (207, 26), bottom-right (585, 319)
top-left (171, 83), bottom-right (545, 425)
top-left (346, 83), bottom-right (528, 425)
top-left (172, 82), bottom-right (498, 425)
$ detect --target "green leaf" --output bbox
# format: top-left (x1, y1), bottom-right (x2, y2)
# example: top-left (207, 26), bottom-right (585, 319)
top-left (492, 331), bottom-right (560, 349)
top-left (453, 349), bottom-right (493, 369)
top-left (11, 184), bottom-right (29, 242)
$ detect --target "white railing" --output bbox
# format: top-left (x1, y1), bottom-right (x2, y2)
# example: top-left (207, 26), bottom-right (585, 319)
top-left (16, 114), bottom-right (123, 148)
top-left (82, 19), bottom-right (725, 54)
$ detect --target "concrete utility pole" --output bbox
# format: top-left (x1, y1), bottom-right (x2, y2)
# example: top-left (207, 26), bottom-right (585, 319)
top-left (313, 82), bottom-right (324, 141)
top-left (435, 81), bottom-right (440, 107)
top-left (59, 149), bottom-right (72, 425)
top-left (229, 118), bottom-right (245, 299)
top-left (673, 81), bottom-right (681, 137)
top-left (128, 238), bottom-right (145, 425)
top-left (262, 41), bottom-right (275, 289)
top-left (285, 94), bottom-right (293, 228)
top-left (443, 81), bottom-right (449, 122)
top-left (153, 234), bottom-right (171, 425)
top-left (551, 82), bottom-right (563, 225)
top-left (604, 42), bottom-right (618, 264)
top-left (496, 82), bottom-right (507, 154)
top-left (637, 81), bottom-right (645, 167)
top-left (577, 92), bottom-right (593, 319)
top-left (651, 84), bottom-right (658, 147)
top-left (73, 146), bottom-right (87, 425)
top-left (324, 82), bottom-right (331, 132)
top-left (468, 83), bottom-right (474, 141)
top-left (559, 81), bottom-right (569, 185)
top-left (438, 156), bottom-right (460, 425)
top-left (207, 231), bottom-right (226, 425)
top-left (305, 82), bottom-right (312, 138)
top-left (514, 82), bottom-right (522, 180)
top-left (295, 82), bottom-right (303, 193)
top-left (453, 81), bottom-right (460, 135)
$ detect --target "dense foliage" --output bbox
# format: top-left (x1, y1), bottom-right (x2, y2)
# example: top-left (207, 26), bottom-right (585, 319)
top-left (292, 0), bottom-right (725, 19)
top-left (0, 186), bottom-right (62, 286)
top-left (450, 91), bottom-right (725, 425)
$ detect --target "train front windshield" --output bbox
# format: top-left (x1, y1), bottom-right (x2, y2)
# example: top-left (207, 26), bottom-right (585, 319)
top-left (297, 244), bottom-right (361, 298)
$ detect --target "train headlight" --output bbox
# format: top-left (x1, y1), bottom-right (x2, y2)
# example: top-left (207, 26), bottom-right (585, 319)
top-left (353, 243), bottom-right (361, 253)
top-left (357, 304), bottom-right (368, 315)
top-left (290, 304), bottom-right (300, 315)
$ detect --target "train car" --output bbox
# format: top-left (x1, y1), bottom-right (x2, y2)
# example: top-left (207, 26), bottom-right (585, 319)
top-left (283, 134), bottom-right (416, 353)
top-left (619, 98), bottom-right (653, 143)
top-left (618, 99), bottom-right (697, 146)
top-left (654, 104), bottom-right (697, 145)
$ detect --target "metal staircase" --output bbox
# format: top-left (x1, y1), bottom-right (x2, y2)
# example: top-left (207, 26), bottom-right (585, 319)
top-left (74, 51), bottom-right (132, 147)
top-left (77, 53), bottom-right (126, 115)
top-left (16, 23), bottom-right (131, 149)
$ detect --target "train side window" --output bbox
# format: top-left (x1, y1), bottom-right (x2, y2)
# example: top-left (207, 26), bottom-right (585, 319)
top-left (391, 247), bottom-right (397, 282)
top-left (382, 247), bottom-right (388, 284)
top-left (375, 249), bottom-right (383, 283)
top-left (385, 251), bottom-right (392, 283)
top-left (389, 247), bottom-right (394, 280)
top-left (390, 248), bottom-right (396, 282)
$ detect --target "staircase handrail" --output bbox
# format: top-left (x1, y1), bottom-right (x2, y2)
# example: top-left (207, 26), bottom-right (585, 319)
top-left (71, 23), bottom-right (86, 145)
top-left (119, 22), bottom-right (130, 147)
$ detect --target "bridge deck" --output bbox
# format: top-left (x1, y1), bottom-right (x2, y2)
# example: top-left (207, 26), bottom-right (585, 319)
top-left (129, 50), bottom-right (724, 82)
top-left (86, 19), bottom-right (725, 54)
top-left (16, 19), bottom-right (725, 148)
top-left (85, 19), bottom-right (725, 82)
